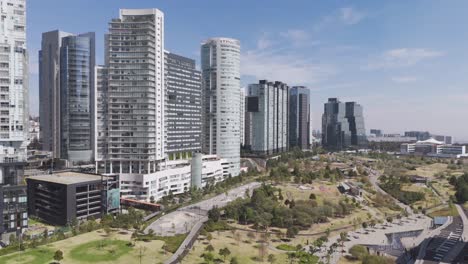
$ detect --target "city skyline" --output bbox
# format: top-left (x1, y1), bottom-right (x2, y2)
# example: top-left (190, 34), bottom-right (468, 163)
top-left (26, 0), bottom-right (468, 141)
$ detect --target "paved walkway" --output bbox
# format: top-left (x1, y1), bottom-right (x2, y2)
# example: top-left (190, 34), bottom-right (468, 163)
top-left (145, 182), bottom-right (261, 236)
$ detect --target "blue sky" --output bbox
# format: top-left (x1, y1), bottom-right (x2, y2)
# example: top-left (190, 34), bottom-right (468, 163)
top-left (28, 0), bottom-right (468, 141)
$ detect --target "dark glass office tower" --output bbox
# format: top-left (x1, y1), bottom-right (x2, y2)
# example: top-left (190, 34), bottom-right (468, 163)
top-left (322, 98), bottom-right (351, 150)
top-left (39, 30), bottom-right (95, 163)
top-left (345, 102), bottom-right (367, 147)
top-left (289, 87), bottom-right (310, 150)
top-left (60, 33), bottom-right (95, 162)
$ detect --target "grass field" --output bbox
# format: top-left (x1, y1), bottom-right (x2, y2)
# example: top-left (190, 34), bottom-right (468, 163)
top-left (0, 229), bottom-right (170, 264)
top-left (405, 163), bottom-right (448, 178)
top-left (0, 248), bottom-right (53, 264)
top-left (183, 230), bottom-right (288, 264)
top-left (401, 183), bottom-right (442, 209)
top-left (428, 204), bottom-right (459, 217)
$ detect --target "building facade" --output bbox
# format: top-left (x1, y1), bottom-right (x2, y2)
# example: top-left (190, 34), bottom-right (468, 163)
top-left (164, 51), bottom-right (202, 160)
top-left (101, 9), bottom-right (165, 174)
top-left (94, 65), bottom-right (108, 162)
top-left (26, 172), bottom-right (119, 226)
top-left (322, 98), bottom-right (351, 150)
top-left (201, 38), bottom-right (241, 177)
top-left (246, 80), bottom-right (289, 155)
top-left (345, 102), bottom-right (367, 147)
top-left (0, 0), bottom-right (29, 238)
top-left (39, 30), bottom-right (95, 163)
top-left (289, 86), bottom-right (310, 150)
top-left (240, 88), bottom-right (245, 147)
top-left (404, 131), bottom-right (431, 141)
top-left (119, 155), bottom-right (227, 202)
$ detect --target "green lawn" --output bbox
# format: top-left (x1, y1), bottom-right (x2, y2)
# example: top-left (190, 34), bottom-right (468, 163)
top-left (0, 248), bottom-right (54, 264)
top-left (69, 239), bottom-right (132, 262)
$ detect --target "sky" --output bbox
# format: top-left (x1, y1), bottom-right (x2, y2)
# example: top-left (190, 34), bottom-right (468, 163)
top-left (27, 0), bottom-right (468, 142)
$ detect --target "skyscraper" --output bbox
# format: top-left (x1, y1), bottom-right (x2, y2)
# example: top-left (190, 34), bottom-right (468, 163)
top-left (246, 80), bottom-right (289, 155)
top-left (345, 102), bottom-right (367, 147)
top-left (322, 98), bottom-right (351, 150)
top-left (289, 86), bottom-right (310, 150)
top-left (240, 88), bottom-right (245, 147)
top-left (164, 51), bottom-right (202, 160)
top-left (94, 65), bottom-right (108, 162)
top-left (39, 30), bottom-right (95, 163)
top-left (0, 0), bottom-right (29, 236)
top-left (201, 38), bottom-right (241, 177)
top-left (102, 9), bottom-right (165, 174)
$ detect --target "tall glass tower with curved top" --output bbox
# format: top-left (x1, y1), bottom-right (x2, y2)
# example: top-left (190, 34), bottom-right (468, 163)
top-left (201, 38), bottom-right (241, 177)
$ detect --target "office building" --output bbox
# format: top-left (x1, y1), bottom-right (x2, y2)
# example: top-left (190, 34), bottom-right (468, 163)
top-left (94, 65), bottom-right (108, 162)
top-left (201, 38), bottom-right (241, 176)
top-left (401, 138), bottom-right (467, 158)
top-left (0, 0), bottom-right (29, 238)
top-left (240, 88), bottom-right (245, 147)
top-left (404, 131), bottom-right (431, 141)
top-left (0, 185), bottom-right (27, 237)
top-left (433, 135), bottom-right (453, 145)
top-left (100, 9), bottom-right (165, 174)
top-left (289, 86), bottom-right (310, 150)
top-left (26, 172), bottom-right (119, 226)
top-left (322, 98), bottom-right (351, 150)
top-left (370, 129), bottom-right (382, 137)
top-left (164, 51), bottom-right (202, 160)
top-left (119, 155), bottom-right (228, 201)
top-left (246, 80), bottom-right (289, 155)
top-left (39, 30), bottom-right (95, 163)
top-left (345, 102), bottom-right (367, 147)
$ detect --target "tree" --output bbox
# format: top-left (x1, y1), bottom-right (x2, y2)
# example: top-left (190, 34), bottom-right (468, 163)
top-left (205, 244), bottom-right (214, 252)
top-left (362, 222), bottom-right (368, 229)
top-left (219, 247), bottom-right (231, 262)
top-left (149, 196), bottom-right (155, 203)
top-left (137, 246), bottom-right (146, 264)
top-left (208, 206), bottom-right (221, 222)
top-left (309, 193), bottom-right (316, 200)
top-left (53, 250), bottom-right (64, 263)
top-left (349, 245), bottom-right (367, 260)
top-left (267, 254), bottom-right (276, 264)
top-left (206, 233), bottom-right (213, 242)
top-left (230, 256), bottom-right (239, 264)
top-left (203, 252), bottom-right (214, 262)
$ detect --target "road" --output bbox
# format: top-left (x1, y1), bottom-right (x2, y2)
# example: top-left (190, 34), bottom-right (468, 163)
top-left (145, 182), bottom-right (261, 236)
top-left (367, 168), bottom-right (413, 214)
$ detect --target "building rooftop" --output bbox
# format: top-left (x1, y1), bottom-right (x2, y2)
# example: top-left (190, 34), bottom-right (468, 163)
top-left (27, 172), bottom-right (106, 185)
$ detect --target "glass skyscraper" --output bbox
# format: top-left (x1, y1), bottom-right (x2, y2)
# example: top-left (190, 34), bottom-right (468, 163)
top-left (289, 86), bottom-right (310, 150)
top-left (345, 102), bottom-right (367, 147)
top-left (322, 98), bottom-right (351, 150)
top-left (39, 31), bottom-right (95, 163)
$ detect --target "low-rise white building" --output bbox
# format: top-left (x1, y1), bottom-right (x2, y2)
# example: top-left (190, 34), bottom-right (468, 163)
top-left (401, 138), bottom-right (467, 158)
top-left (115, 155), bottom-right (228, 202)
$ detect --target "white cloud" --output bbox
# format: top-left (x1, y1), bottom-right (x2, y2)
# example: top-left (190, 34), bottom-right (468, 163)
top-left (340, 7), bottom-right (366, 25)
top-left (256, 33), bottom-right (272, 49)
top-left (391, 76), bottom-right (419, 83)
top-left (280, 29), bottom-right (310, 46)
top-left (365, 48), bottom-right (445, 70)
top-left (241, 48), bottom-right (335, 86)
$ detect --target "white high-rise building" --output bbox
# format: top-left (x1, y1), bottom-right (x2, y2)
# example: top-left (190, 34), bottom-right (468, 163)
top-left (201, 38), bottom-right (241, 177)
top-left (240, 88), bottom-right (245, 147)
top-left (98, 9), bottom-right (165, 174)
top-left (0, 0), bottom-right (28, 164)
